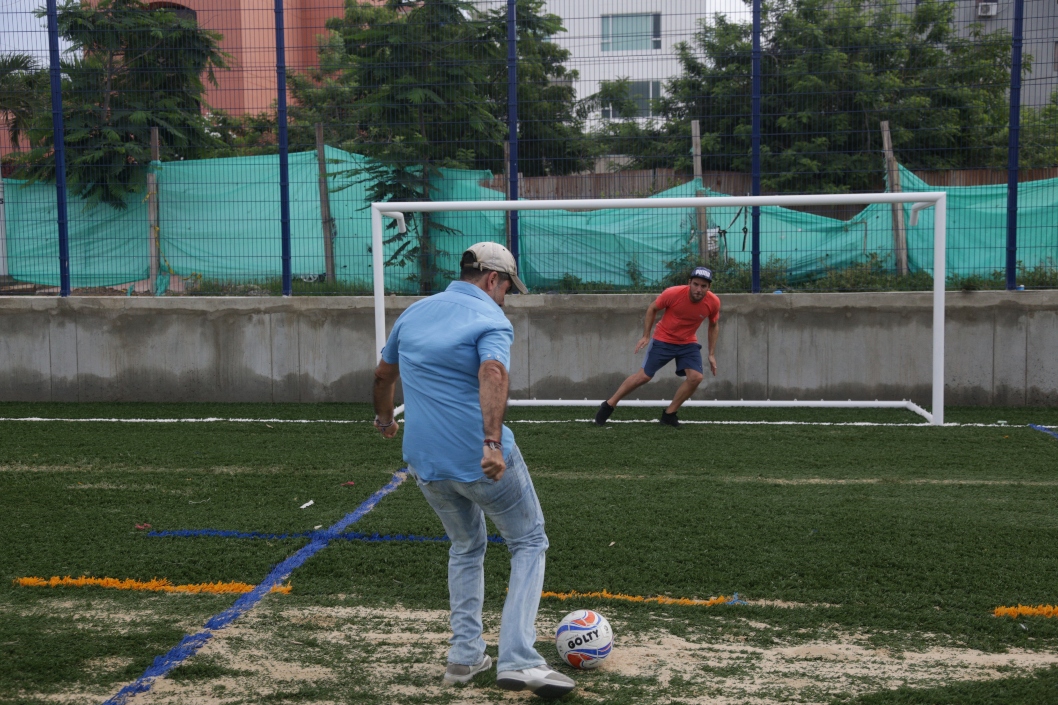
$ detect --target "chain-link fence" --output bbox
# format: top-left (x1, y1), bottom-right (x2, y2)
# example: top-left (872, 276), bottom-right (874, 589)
top-left (1, 0), bottom-right (1056, 295)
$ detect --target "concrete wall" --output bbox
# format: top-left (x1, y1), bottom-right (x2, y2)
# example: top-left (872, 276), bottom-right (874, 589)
top-left (0, 291), bottom-right (1055, 405)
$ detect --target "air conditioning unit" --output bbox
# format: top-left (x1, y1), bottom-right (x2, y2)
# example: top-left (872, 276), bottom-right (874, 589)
top-left (977, 2), bottom-right (998, 17)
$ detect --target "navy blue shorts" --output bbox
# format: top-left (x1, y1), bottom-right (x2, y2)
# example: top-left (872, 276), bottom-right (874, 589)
top-left (642, 339), bottom-right (704, 378)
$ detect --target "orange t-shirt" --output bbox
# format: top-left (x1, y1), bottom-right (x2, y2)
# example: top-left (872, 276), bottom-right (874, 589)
top-left (652, 286), bottom-right (721, 345)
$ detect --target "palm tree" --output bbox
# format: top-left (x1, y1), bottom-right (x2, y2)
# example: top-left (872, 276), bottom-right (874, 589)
top-left (0, 53), bottom-right (46, 147)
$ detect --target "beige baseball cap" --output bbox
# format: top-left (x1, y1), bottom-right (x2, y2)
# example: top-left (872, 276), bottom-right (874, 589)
top-left (462, 242), bottom-right (528, 294)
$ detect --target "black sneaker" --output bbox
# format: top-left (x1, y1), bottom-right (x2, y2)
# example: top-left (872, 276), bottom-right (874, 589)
top-left (659, 410), bottom-right (681, 428)
top-left (594, 401), bottom-right (614, 426)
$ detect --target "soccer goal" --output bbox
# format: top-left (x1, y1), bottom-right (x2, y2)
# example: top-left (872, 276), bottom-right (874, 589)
top-left (371, 192), bottom-right (948, 425)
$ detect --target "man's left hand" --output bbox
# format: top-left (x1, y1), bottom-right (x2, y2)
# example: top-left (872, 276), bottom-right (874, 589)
top-left (482, 446), bottom-right (506, 481)
top-left (709, 354), bottom-right (717, 376)
top-left (374, 417), bottom-right (399, 439)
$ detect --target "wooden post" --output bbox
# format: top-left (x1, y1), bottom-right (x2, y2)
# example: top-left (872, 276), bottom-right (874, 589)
top-left (0, 178), bottom-right (8, 280)
top-left (147, 127), bottom-right (160, 294)
top-left (691, 120), bottom-right (709, 260)
top-left (503, 140), bottom-right (512, 251)
top-left (880, 121), bottom-right (908, 276)
top-left (316, 123), bottom-right (336, 283)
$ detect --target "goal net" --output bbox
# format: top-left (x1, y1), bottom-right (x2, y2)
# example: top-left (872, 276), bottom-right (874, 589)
top-left (371, 193), bottom-right (948, 425)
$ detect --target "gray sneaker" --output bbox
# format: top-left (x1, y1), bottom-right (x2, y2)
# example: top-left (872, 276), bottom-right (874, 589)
top-left (443, 654), bottom-right (492, 685)
top-left (496, 665), bottom-right (576, 699)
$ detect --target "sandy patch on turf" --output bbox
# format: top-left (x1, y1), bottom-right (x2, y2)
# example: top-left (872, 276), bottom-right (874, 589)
top-left (65, 482), bottom-right (194, 495)
top-left (529, 472), bottom-right (1058, 486)
top-left (0, 463), bottom-right (393, 476)
top-left (726, 476), bottom-right (1058, 486)
top-left (72, 603), bottom-right (1056, 705)
top-left (82, 655), bottom-right (137, 675)
top-left (596, 630), bottom-right (1058, 704)
top-left (11, 595), bottom-right (220, 638)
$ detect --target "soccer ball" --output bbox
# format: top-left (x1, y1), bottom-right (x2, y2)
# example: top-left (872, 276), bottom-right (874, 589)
top-left (555, 609), bottom-right (613, 669)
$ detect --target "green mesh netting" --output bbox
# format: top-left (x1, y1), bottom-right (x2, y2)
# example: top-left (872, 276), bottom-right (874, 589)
top-left (3, 151), bottom-right (1056, 291)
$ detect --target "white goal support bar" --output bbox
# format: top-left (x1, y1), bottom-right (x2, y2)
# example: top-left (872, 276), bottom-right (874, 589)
top-left (372, 192), bottom-right (947, 425)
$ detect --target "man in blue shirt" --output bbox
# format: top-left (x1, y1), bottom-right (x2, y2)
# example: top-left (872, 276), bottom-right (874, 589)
top-left (373, 242), bottom-right (575, 699)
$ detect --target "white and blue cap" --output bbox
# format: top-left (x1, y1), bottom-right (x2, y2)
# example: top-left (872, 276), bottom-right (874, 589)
top-left (690, 266), bottom-right (713, 282)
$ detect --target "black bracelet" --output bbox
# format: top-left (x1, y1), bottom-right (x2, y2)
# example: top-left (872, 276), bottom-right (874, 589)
top-left (375, 416), bottom-right (395, 429)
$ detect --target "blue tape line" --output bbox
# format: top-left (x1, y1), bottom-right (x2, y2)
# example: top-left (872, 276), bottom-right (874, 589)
top-left (103, 470), bottom-right (408, 705)
top-left (147, 529), bottom-right (312, 540)
top-left (1030, 424), bottom-right (1058, 441)
top-left (149, 528), bottom-right (505, 544)
top-left (725, 592), bottom-right (747, 605)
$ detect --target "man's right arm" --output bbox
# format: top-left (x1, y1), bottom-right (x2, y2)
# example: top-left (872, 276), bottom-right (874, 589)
top-left (372, 360), bottom-right (400, 439)
top-left (635, 301), bottom-right (661, 353)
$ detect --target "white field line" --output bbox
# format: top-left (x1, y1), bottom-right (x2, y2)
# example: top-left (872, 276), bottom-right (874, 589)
top-left (509, 417), bottom-right (1049, 427)
top-left (0, 417), bottom-right (1051, 429)
top-left (0, 414), bottom-right (363, 419)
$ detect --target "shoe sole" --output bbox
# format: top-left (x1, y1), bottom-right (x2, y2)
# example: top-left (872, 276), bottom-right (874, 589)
top-left (496, 677), bottom-right (574, 699)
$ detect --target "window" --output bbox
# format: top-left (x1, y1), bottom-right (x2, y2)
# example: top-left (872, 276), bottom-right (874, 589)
top-left (1054, 41), bottom-right (1058, 72)
top-left (601, 14), bottom-right (661, 52)
top-left (601, 80), bottom-right (662, 119)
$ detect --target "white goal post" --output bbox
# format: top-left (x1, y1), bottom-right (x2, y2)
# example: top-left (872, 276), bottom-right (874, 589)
top-left (371, 192), bottom-right (948, 425)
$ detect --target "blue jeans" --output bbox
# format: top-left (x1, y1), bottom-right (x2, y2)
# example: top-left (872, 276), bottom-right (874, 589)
top-left (409, 444), bottom-right (548, 673)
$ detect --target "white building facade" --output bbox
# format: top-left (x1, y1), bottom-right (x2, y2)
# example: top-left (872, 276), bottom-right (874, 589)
top-left (540, 0), bottom-right (741, 124)
top-left (536, 0), bottom-right (1055, 121)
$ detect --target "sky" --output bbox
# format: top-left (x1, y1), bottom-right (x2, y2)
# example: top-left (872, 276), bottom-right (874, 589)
top-left (0, 0), bottom-right (71, 62)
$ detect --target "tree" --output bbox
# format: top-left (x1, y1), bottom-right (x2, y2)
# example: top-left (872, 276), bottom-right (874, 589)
top-left (642, 0), bottom-right (1017, 192)
top-left (0, 53), bottom-right (47, 148)
top-left (16, 0), bottom-right (228, 208)
top-left (476, 0), bottom-right (589, 177)
top-left (287, 0), bottom-right (591, 291)
top-left (307, 0), bottom-right (508, 293)
top-left (582, 78), bottom-right (671, 170)
top-left (1020, 94), bottom-right (1058, 169)
top-left (291, 0), bottom-right (587, 177)
top-left (205, 110), bottom-right (280, 158)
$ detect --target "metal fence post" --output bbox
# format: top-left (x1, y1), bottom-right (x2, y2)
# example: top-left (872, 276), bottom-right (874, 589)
top-left (1005, 0), bottom-right (1025, 290)
top-left (506, 0), bottom-right (520, 265)
top-left (147, 127), bottom-right (160, 295)
top-left (275, 0), bottom-right (292, 296)
top-left (750, 0), bottom-right (762, 293)
top-left (46, 0), bottom-right (71, 297)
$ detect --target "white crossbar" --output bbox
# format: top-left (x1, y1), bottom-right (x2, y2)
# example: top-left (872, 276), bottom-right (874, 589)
top-left (372, 193), bottom-right (947, 425)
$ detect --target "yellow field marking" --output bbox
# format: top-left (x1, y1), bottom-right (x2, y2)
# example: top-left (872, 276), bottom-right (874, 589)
top-left (14, 575), bottom-right (291, 595)
top-left (542, 588), bottom-right (730, 607)
top-left (995, 604), bottom-right (1058, 618)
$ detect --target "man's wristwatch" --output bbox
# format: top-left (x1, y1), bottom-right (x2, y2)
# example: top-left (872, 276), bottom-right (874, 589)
top-left (483, 438), bottom-right (502, 451)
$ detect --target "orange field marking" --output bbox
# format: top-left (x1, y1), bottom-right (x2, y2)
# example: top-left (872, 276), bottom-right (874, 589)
top-left (542, 588), bottom-right (730, 607)
top-left (15, 575), bottom-right (291, 595)
top-left (994, 604), bottom-right (1058, 618)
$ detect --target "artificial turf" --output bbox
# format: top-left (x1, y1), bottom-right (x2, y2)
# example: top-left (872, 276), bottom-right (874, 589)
top-left (1, 402), bottom-right (1056, 703)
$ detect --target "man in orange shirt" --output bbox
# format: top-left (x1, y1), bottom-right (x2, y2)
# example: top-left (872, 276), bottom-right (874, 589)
top-left (595, 267), bottom-right (720, 428)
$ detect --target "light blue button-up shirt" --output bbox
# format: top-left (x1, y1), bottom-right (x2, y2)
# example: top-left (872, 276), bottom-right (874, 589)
top-left (381, 280), bottom-right (516, 482)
